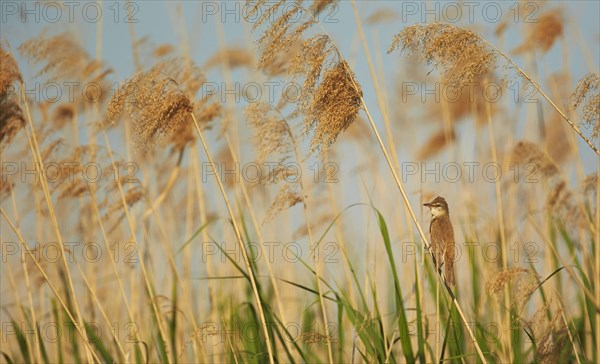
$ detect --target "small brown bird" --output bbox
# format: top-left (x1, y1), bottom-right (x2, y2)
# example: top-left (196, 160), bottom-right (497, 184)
top-left (423, 196), bottom-right (455, 286)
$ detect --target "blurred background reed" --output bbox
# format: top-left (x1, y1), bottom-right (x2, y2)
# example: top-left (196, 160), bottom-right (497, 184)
top-left (1, 1), bottom-right (599, 362)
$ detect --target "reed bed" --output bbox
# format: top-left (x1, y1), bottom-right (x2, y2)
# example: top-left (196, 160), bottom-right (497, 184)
top-left (1, 1), bottom-right (598, 363)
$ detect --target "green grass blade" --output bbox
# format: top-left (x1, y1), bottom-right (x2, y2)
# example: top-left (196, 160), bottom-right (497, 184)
top-left (36, 322), bottom-right (50, 364)
top-left (170, 279), bottom-right (178, 364)
top-left (9, 317), bottom-right (30, 364)
top-left (413, 253), bottom-right (426, 364)
top-left (85, 321), bottom-right (115, 363)
top-left (374, 208), bottom-right (415, 363)
top-left (175, 218), bottom-right (219, 255)
top-left (1, 352), bottom-right (15, 364)
top-left (50, 299), bottom-right (63, 364)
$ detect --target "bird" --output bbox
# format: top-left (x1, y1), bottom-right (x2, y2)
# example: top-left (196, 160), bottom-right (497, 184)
top-left (423, 196), bottom-right (455, 286)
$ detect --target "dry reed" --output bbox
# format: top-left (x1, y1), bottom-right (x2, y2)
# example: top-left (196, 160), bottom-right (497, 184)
top-left (571, 73), bottom-right (599, 141)
top-left (204, 47), bottom-right (255, 70)
top-left (389, 23), bottom-right (496, 87)
top-left (511, 141), bottom-right (587, 230)
top-left (417, 127), bottom-right (456, 160)
top-left (0, 44), bottom-right (24, 150)
top-left (19, 33), bottom-right (113, 107)
top-left (513, 8), bottom-right (564, 54)
top-left (104, 58), bottom-right (205, 150)
top-left (245, 102), bottom-right (302, 220)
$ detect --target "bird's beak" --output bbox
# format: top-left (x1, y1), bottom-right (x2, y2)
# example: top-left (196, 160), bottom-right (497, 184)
top-left (423, 202), bottom-right (431, 207)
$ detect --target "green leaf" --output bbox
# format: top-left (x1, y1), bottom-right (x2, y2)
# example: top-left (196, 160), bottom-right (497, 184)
top-left (85, 321), bottom-right (115, 363)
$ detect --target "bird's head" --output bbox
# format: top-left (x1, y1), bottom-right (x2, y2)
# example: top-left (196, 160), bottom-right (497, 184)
top-left (423, 196), bottom-right (449, 217)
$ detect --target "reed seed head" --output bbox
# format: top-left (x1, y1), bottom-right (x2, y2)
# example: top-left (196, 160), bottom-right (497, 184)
top-left (204, 47), bottom-right (255, 70)
top-left (365, 8), bottom-right (399, 26)
top-left (0, 44), bottom-right (24, 151)
top-left (245, 102), bottom-right (302, 221)
top-left (309, 0), bottom-right (336, 17)
top-left (289, 36), bottom-right (363, 154)
top-left (571, 73), bottom-right (599, 141)
top-left (19, 33), bottom-right (113, 107)
top-left (514, 8), bottom-right (564, 54)
top-left (246, 102), bottom-right (295, 165)
top-left (257, 3), bottom-right (316, 70)
top-left (417, 128), bottom-right (456, 160)
top-left (389, 23), bottom-right (496, 87)
top-left (511, 141), bottom-right (587, 231)
top-left (510, 141), bottom-right (560, 180)
top-left (105, 59), bottom-right (203, 151)
top-left (266, 183), bottom-right (303, 222)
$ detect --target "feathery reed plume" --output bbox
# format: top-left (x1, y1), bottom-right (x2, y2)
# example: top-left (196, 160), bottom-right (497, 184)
top-left (0, 44), bottom-right (24, 150)
top-left (486, 267), bottom-right (538, 312)
top-left (571, 73), bottom-right (599, 141)
top-left (248, 1), bottom-right (363, 154)
top-left (544, 115), bottom-right (572, 164)
top-left (296, 59), bottom-right (363, 153)
top-left (529, 306), bottom-right (569, 363)
top-left (245, 0), bottom-right (306, 66)
top-left (106, 74), bottom-right (191, 150)
top-left (417, 127), bottom-right (456, 160)
top-left (19, 33), bottom-right (97, 79)
top-left (104, 58), bottom-right (205, 150)
top-left (582, 174), bottom-right (597, 196)
top-left (168, 99), bottom-right (221, 152)
top-left (365, 8), bottom-right (399, 26)
top-left (309, 0), bottom-right (336, 17)
top-left (496, 0), bottom-right (546, 37)
top-left (153, 44), bottom-right (175, 58)
top-left (19, 33), bottom-right (112, 106)
top-left (0, 179), bottom-right (13, 202)
top-left (249, 1), bottom-right (316, 70)
top-left (105, 185), bottom-right (144, 216)
top-left (194, 101), bottom-right (222, 125)
top-left (389, 23), bottom-right (600, 155)
top-left (246, 102), bottom-right (295, 165)
top-left (388, 23), bottom-right (496, 87)
top-left (203, 47), bottom-right (255, 70)
top-left (43, 145), bottom-right (112, 199)
top-left (289, 36), bottom-right (363, 153)
top-left (432, 83), bottom-right (498, 125)
top-left (52, 104), bottom-right (75, 129)
top-left (513, 8), bottom-right (563, 54)
top-left (245, 102), bottom-right (302, 220)
top-left (0, 44), bottom-right (21, 95)
top-left (263, 39), bottom-right (303, 77)
top-left (510, 141), bottom-right (560, 180)
top-left (581, 174), bottom-right (598, 216)
top-left (511, 141), bottom-right (587, 230)
top-left (267, 184), bottom-right (304, 221)
top-left (486, 267), bottom-right (530, 295)
top-left (495, 21), bottom-right (509, 38)
top-left (297, 330), bottom-right (330, 344)
top-left (215, 145), bottom-right (236, 188)
top-left (136, 39), bottom-right (175, 66)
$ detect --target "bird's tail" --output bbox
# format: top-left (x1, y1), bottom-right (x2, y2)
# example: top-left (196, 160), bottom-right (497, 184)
top-left (445, 264), bottom-right (455, 286)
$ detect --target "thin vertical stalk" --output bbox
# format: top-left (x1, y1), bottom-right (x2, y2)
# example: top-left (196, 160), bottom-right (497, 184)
top-left (484, 84), bottom-right (512, 362)
top-left (350, 3), bottom-right (487, 362)
top-left (100, 128), bottom-right (171, 364)
top-left (478, 38), bottom-right (599, 156)
top-left (190, 114), bottom-right (275, 364)
top-left (19, 85), bottom-right (94, 363)
top-left (0, 209), bottom-right (101, 363)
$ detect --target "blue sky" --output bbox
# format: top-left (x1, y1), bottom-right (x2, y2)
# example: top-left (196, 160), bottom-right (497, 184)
top-left (2, 0), bottom-right (599, 199)
top-left (2, 0), bottom-right (599, 313)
